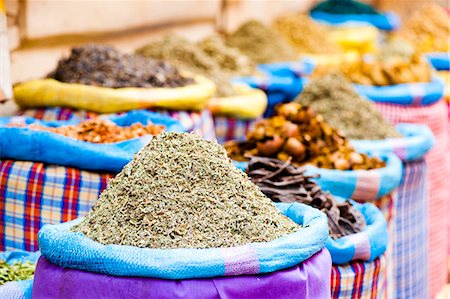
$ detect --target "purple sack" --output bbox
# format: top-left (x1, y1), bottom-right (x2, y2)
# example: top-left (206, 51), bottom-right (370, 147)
top-left (32, 249), bottom-right (331, 299)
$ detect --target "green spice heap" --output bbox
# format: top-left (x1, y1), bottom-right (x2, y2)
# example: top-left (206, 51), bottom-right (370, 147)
top-left (311, 0), bottom-right (382, 15)
top-left (0, 261), bottom-right (35, 286)
top-left (73, 132), bottom-right (300, 249)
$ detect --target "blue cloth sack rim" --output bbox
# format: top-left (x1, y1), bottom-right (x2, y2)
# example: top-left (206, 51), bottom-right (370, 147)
top-left (351, 123), bottom-right (435, 162)
top-left (354, 76), bottom-right (444, 106)
top-left (425, 52), bottom-right (450, 71)
top-left (38, 202), bottom-right (328, 280)
top-left (0, 110), bottom-right (184, 173)
top-left (326, 199), bottom-right (387, 264)
top-left (310, 11), bottom-right (400, 31)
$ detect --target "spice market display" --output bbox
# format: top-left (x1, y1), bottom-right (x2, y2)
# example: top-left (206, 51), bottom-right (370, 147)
top-left (1, 1), bottom-right (449, 298)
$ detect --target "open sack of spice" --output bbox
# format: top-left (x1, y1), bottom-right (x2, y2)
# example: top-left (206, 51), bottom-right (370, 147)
top-left (226, 102), bottom-right (402, 201)
top-left (246, 157), bottom-right (389, 299)
top-left (32, 132), bottom-right (331, 299)
top-left (13, 44), bottom-right (216, 114)
top-left (0, 110), bottom-right (183, 172)
top-left (0, 250), bottom-right (40, 299)
top-left (136, 34), bottom-right (267, 120)
top-left (309, 0), bottom-right (400, 31)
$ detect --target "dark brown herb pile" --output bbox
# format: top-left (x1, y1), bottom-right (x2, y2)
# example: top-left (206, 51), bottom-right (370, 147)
top-left (225, 102), bottom-right (385, 170)
top-left (247, 157), bottom-right (366, 239)
top-left (49, 44), bottom-right (193, 88)
top-left (72, 132), bottom-right (300, 249)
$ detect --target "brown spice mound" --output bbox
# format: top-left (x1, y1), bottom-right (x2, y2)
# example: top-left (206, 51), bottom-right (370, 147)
top-left (49, 44), bottom-right (193, 88)
top-left (72, 132), bottom-right (300, 249)
top-left (10, 119), bottom-right (164, 143)
top-left (225, 102), bottom-right (385, 170)
top-left (247, 157), bottom-right (366, 239)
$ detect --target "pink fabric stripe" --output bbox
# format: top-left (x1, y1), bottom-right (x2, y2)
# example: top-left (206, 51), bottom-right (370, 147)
top-left (410, 84), bottom-right (425, 106)
top-left (220, 245), bottom-right (260, 276)
top-left (352, 171), bottom-right (381, 201)
top-left (346, 233), bottom-right (372, 261)
top-left (389, 139), bottom-right (408, 161)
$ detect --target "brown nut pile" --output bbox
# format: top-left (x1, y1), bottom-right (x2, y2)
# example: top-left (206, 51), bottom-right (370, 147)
top-left (225, 102), bottom-right (385, 170)
top-left (397, 4), bottom-right (450, 53)
top-left (247, 156), bottom-right (367, 239)
top-left (10, 119), bottom-right (165, 143)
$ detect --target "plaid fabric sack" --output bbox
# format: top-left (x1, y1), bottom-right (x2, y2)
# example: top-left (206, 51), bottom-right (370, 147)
top-left (213, 116), bottom-right (259, 144)
top-left (352, 123), bottom-right (434, 299)
top-left (0, 160), bottom-right (112, 251)
top-left (375, 100), bottom-right (449, 298)
top-left (331, 255), bottom-right (386, 299)
top-left (19, 107), bottom-right (216, 140)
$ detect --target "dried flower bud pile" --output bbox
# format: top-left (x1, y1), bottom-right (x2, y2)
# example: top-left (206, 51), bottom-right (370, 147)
top-left (0, 260), bottom-right (36, 286)
top-left (247, 157), bottom-right (366, 239)
top-left (49, 44), bottom-right (193, 88)
top-left (225, 20), bottom-right (298, 64)
top-left (72, 132), bottom-right (300, 249)
top-left (273, 13), bottom-right (341, 55)
top-left (225, 102), bottom-right (385, 170)
top-left (397, 4), bottom-right (450, 53)
top-left (10, 119), bottom-right (165, 143)
top-left (296, 73), bottom-right (401, 140)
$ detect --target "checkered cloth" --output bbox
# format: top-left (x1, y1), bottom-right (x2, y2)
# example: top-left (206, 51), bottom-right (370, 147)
top-left (331, 255), bottom-right (386, 299)
top-left (213, 116), bottom-right (259, 144)
top-left (0, 160), bottom-right (112, 251)
top-left (19, 107), bottom-right (216, 140)
top-left (375, 100), bottom-right (449, 298)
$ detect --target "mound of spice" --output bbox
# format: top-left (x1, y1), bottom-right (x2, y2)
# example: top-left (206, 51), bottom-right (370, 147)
top-left (72, 132), bottom-right (300, 249)
top-left (247, 157), bottom-right (366, 239)
top-left (296, 74), bottom-right (401, 140)
top-left (49, 44), bottom-right (193, 88)
top-left (136, 35), bottom-right (235, 97)
top-left (10, 119), bottom-right (165, 143)
top-left (225, 102), bottom-right (385, 170)
top-left (378, 39), bottom-right (416, 61)
top-left (0, 260), bottom-right (36, 286)
top-left (198, 36), bottom-right (256, 76)
top-left (273, 13), bottom-right (341, 55)
top-left (397, 4), bottom-right (449, 53)
top-left (225, 20), bottom-right (298, 64)
top-left (311, 0), bottom-right (381, 15)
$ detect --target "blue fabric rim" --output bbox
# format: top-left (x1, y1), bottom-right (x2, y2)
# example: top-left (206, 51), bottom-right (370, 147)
top-left (310, 11), bottom-right (400, 31)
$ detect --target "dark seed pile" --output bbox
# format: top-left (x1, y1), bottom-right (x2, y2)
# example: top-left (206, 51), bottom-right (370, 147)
top-left (49, 44), bottom-right (193, 88)
top-left (247, 157), bottom-right (367, 239)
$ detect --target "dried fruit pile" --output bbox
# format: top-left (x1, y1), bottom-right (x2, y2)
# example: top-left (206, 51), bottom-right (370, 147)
top-left (0, 260), bottom-right (36, 286)
top-left (225, 102), bottom-right (385, 170)
top-left (247, 157), bottom-right (366, 239)
top-left (296, 73), bottom-right (401, 140)
top-left (397, 4), bottom-right (449, 53)
top-left (49, 44), bottom-right (193, 88)
top-left (72, 132), bottom-right (300, 249)
top-left (273, 13), bottom-right (341, 54)
top-left (10, 119), bottom-right (165, 143)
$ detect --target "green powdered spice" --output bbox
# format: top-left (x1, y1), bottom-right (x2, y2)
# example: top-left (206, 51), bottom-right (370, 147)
top-left (198, 36), bottom-right (256, 76)
top-left (311, 0), bottom-right (381, 15)
top-left (225, 20), bottom-right (298, 64)
top-left (73, 132), bottom-right (300, 249)
top-left (136, 35), bottom-right (235, 97)
top-left (295, 74), bottom-right (401, 140)
top-left (378, 39), bottom-right (415, 61)
top-left (0, 261), bottom-right (35, 286)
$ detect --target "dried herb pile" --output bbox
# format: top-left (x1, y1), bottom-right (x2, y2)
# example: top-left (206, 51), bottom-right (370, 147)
top-left (136, 35), bottom-right (235, 97)
top-left (72, 132), bottom-right (300, 249)
top-left (311, 0), bottom-right (381, 15)
top-left (198, 36), bottom-right (256, 76)
top-left (49, 44), bottom-right (193, 88)
top-left (225, 20), bottom-right (298, 64)
top-left (10, 119), bottom-right (164, 143)
top-left (0, 261), bottom-right (35, 286)
top-left (225, 102), bottom-right (385, 170)
top-left (397, 4), bottom-right (449, 53)
top-left (273, 14), bottom-right (341, 54)
top-left (378, 39), bottom-right (415, 61)
top-left (296, 74), bottom-right (401, 140)
top-left (247, 157), bottom-right (366, 239)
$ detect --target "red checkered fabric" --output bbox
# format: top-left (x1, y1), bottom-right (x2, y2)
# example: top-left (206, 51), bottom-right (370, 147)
top-left (375, 100), bottom-right (449, 297)
top-left (0, 160), bottom-right (112, 251)
top-left (331, 255), bottom-right (386, 299)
